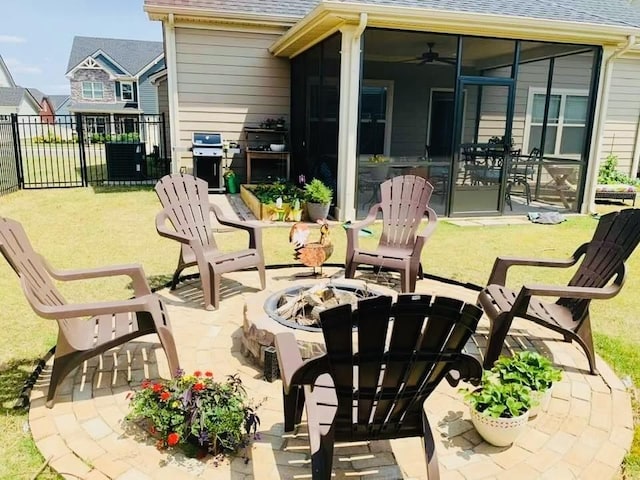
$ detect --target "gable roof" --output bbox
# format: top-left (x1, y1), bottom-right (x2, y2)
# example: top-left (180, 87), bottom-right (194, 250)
top-left (144, 0), bottom-right (640, 29)
top-left (0, 87), bottom-right (25, 107)
top-left (27, 88), bottom-right (46, 105)
top-left (49, 95), bottom-right (70, 111)
top-left (66, 36), bottom-right (164, 76)
top-left (0, 55), bottom-right (17, 88)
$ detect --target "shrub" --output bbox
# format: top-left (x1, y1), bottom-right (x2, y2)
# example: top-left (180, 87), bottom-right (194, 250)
top-left (253, 180), bottom-right (304, 204)
top-left (598, 154), bottom-right (640, 186)
top-left (304, 178), bottom-right (333, 204)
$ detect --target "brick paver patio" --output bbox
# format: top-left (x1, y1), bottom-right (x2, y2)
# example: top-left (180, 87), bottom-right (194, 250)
top-left (28, 267), bottom-right (633, 479)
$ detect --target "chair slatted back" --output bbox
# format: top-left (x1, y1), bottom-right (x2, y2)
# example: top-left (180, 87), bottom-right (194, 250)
top-left (319, 294), bottom-right (482, 441)
top-left (0, 217), bottom-right (66, 309)
top-left (561, 208), bottom-right (640, 312)
top-left (378, 175), bottom-right (433, 249)
top-left (155, 173), bottom-right (215, 249)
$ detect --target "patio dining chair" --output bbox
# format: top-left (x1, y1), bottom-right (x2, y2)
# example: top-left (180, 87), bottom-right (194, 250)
top-left (0, 216), bottom-right (180, 407)
top-left (155, 173), bottom-right (266, 310)
top-left (275, 294), bottom-right (483, 479)
top-left (345, 175), bottom-right (438, 292)
top-left (479, 208), bottom-right (640, 374)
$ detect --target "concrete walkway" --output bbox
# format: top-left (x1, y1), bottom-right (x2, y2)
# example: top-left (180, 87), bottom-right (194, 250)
top-left (28, 267), bottom-right (633, 479)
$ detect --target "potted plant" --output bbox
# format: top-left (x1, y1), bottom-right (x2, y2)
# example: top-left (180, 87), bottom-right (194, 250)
top-left (304, 178), bottom-right (333, 222)
top-left (461, 372), bottom-right (531, 447)
top-left (223, 168), bottom-right (239, 194)
top-left (275, 117), bottom-right (286, 130)
top-left (490, 351), bottom-right (562, 418)
top-left (288, 197), bottom-right (303, 222)
top-left (126, 370), bottom-right (260, 459)
top-left (368, 154), bottom-right (390, 181)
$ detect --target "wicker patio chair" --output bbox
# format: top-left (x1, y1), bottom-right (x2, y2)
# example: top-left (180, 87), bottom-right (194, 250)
top-left (0, 216), bottom-right (180, 407)
top-left (345, 175), bottom-right (437, 292)
top-left (479, 208), bottom-right (640, 374)
top-left (155, 173), bottom-right (266, 310)
top-left (275, 294), bottom-right (483, 479)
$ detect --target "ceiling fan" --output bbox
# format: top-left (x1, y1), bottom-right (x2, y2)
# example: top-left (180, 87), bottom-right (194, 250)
top-left (402, 42), bottom-right (457, 66)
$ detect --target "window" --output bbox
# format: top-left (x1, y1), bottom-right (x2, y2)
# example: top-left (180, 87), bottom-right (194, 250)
top-left (84, 115), bottom-right (108, 135)
top-left (120, 82), bottom-right (133, 101)
top-left (358, 81), bottom-right (394, 156)
top-left (525, 89), bottom-right (588, 156)
top-left (82, 81), bottom-right (104, 100)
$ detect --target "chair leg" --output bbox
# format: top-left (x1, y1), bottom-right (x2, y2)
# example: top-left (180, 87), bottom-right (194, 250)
top-left (574, 315), bottom-right (598, 375)
top-left (422, 410), bottom-right (440, 480)
top-left (310, 425), bottom-right (335, 480)
top-left (46, 354), bottom-right (77, 408)
top-left (283, 386), bottom-right (305, 432)
top-left (212, 272), bottom-right (221, 310)
top-left (482, 311), bottom-right (516, 370)
top-left (156, 325), bottom-right (181, 378)
top-left (257, 262), bottom-right (266, 290)
top-left (345, 260), bottom-right (358, 280)
top-left (170, 264), bottom-right (184, 290)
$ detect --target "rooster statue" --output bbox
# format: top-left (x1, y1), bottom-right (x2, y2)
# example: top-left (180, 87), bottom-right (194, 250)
top-left (289, 220), bottom-right (334, 276)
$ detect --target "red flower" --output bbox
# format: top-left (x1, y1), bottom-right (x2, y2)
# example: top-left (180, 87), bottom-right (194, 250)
top-left (167, 432), bottom-right (180, 446)
top-left (141, 380), bottom-right (151, 389)
top-left (160, 391), bottom-right (171, 402)
top-left (194, 370), bottom-right (202, 377)
top-left (152, 383), bottom-right (163, 393)
top-left (205, 371), bottom-right (213, 377)
top-left (193, 382), bottom-right (205, 391)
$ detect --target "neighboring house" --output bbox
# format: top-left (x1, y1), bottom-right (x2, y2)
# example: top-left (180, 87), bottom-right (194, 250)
top-left (65, 36), bottom-right (165, 137)
top-left (144, 0), bottom-right (640, 219)
top-left (0, 55), bottom-right (40, 121)
top-left (27, 88), bottom-right (55, 124)
top-left (49, 94), bottom-right (71, 120)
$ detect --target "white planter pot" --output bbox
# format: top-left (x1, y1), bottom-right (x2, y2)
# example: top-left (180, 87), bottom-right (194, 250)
top-left (528, 386), bottom-right (552, 419)
top-left (470, 407), bottom-right (529, 447)
top-left (307, 202), bottom-right (330, 222)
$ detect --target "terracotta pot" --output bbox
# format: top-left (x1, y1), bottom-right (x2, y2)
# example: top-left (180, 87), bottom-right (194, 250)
top-left (470, 406), bottom-right (529, 447)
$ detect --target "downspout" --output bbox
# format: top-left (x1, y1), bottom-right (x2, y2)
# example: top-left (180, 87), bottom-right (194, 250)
top-left (165, 13), bottom-right (182, 174)
top-left (336, 12), bottom-right (367, 221)
top-left (586, 35), bottom-right (636, 213)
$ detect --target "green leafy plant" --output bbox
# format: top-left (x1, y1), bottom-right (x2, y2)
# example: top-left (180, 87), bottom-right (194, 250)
top-left (223, 168), bottom-right (236, 179)
top-left (253, 180), bottom-right (304, 204)
top-left (368, 154), bottom-right (389, 164)
top-left (126, 370), bottom-right (260, 458)
top-left (304, 178), bottom-right (333, 204)
top-left (598, 154), bottom-right (640, 186)
top-left (461, 372), bottom-right (531, 418)
top-left (491, 351), bottom-right (562, 393)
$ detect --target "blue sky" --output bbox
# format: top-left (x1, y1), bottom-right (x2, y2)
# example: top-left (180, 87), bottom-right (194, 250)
top-left (1, 0), bottom-right (162, 95)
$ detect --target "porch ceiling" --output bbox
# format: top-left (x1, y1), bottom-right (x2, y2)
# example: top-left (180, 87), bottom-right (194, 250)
top-left (270, 1), bottom-right (640, 58)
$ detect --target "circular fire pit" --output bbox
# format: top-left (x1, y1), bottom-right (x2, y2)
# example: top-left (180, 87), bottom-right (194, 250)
top-left (241, 279), bottom-right (396, 366)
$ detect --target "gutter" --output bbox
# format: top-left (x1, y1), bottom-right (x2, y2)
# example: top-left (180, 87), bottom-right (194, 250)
top-left (585, 35), bottom-right (637, 213)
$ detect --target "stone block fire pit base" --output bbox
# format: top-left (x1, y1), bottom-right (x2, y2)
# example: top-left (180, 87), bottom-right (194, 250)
top-left (241, 279), bottom-right (396, 367)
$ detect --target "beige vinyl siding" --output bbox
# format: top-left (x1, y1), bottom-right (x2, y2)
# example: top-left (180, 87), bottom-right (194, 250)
top-left (157, 77), bottom-right (171, 158)
top-left (602, 57), bottom-right (640, 176)
top-left (174, 27), bottom-right (290, 176)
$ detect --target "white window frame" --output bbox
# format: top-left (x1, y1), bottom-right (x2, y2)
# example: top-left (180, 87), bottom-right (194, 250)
top-left (82, 81), bottom-right (104, 100)
top-left (120, 81), bottom-right (134, 101)
top-left (359, 79), bottom-right (394, 157)
top-left (523, 87), bottom-right (588, 158)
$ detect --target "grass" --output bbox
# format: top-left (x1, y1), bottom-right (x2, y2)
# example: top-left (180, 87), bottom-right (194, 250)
top-left (0, 187), bottom-right (639, 478)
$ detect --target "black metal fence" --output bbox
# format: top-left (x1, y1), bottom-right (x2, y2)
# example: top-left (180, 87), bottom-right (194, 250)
top-left (0, 113), bottom-right (169, 193)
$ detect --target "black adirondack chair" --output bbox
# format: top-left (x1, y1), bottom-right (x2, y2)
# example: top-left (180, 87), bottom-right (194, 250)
top-left (275, 294), bottom-right (483, 479)
top-left (479, 208), bottom-right (640, 374)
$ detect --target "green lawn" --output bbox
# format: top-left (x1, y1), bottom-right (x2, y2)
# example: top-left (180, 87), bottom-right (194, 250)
top-left (0, 187), bottom-right (638, 478)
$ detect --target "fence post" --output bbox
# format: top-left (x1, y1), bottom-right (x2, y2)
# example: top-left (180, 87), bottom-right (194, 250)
top-left (75, 113), bottom-right (88, 186)
top-left (10, 113), bottom-right (23, 188)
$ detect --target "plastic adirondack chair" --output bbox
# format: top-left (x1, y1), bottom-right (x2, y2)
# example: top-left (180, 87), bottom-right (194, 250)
top-left (479, 208), bottom-right (640, 374)
top-left (275, 294), bottom-right (483, 480)
top-left (0, 216), bottom-right (180, 408)
top-left (345, 175), bottom-right (437, 292)
top-left (155, 173), bottom-right (266, 310)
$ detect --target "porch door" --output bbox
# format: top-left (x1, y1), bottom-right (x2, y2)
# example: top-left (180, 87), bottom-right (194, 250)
top-left (450, 78), bottom-right (514, 216)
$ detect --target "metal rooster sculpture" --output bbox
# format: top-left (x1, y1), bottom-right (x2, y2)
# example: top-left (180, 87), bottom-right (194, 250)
top-left (289, 220), bottom-right (334, 276)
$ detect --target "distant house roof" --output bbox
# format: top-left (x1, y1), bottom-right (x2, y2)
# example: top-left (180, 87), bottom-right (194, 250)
top-left (49, 95), bottom-right (70, 111)
top-left (144, 0), bottom-right (640, 29)
top-left (0, 87), bottom-right (26, 107)
top-left (66, 36), bottom-right (164, 76)
top-left (0, 55), bottom-right (17, 88)
top-left (68, 102), bottom-right (143, 114)
top-left (27, 88), bottom-right (46, 105)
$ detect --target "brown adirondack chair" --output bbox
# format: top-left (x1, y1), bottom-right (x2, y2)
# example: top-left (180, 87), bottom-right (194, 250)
top-left (275, 294), bottom-right (483, 479)
top-left (155, 173), bottom-right (266, 310)
top-left (345, 175), bottom-right (437, 292)
top-left (0, 216), bottom-right (180, 407)
top-left (479, 208), bottom-right (640, 374)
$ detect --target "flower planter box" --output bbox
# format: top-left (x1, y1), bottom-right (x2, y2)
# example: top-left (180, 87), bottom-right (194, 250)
top-left (240, 184), bottom-right (307, 221)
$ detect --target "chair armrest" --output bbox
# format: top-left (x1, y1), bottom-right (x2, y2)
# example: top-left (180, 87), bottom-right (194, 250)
top-left (487, 251), bottom-right (581, 286)
top-left (413, 206), bottom-right (438, 255)
top-left (346, 204), bottom-right (381, 252)
top-left (445, 353), bottom-right (483, 387)
top-left (275, 332), bottom-right (330, 393)
top-left (155, 210), bottom-right (192, 244)
top-left (41, 256), bottom-right (151, 296)
top-left (209, 205), bottom-right (264, 252)
top-left (20, 275), bottom-right (153, 319)
top-left (520, 281), bottom-right (622, 301)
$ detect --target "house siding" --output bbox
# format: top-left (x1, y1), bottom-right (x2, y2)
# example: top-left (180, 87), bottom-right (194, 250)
top-left (173, 27), bottom-right (290, 176)
top-left (94, 54), bottom-right (127, 75)
top-left (157, 76), bottom-right (171, 158)
top-left (602, 57), bottom-right (640, 176)
top-left (139, 60), bottom-right (165, 114)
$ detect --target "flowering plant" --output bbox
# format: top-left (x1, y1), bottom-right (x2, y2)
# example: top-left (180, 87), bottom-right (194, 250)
top-left (126, 370), bottom-right (260, 458)
top-left (368, 154), bottom-right (389, 164)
